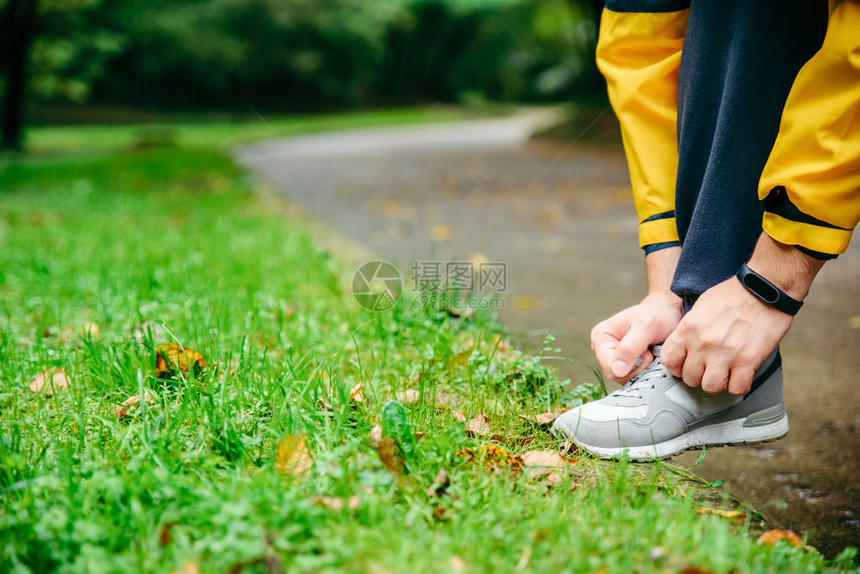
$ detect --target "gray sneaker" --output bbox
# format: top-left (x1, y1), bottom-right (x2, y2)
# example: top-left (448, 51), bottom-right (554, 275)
top-left (551, 346), bottom-right (788, 460)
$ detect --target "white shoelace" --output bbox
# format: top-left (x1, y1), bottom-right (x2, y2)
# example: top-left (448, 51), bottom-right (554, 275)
top-left (612, 360), bottom-right (668, 400)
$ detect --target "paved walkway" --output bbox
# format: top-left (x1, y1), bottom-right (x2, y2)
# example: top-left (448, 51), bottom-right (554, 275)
top-left (235, 114), bottom-right (860, 554)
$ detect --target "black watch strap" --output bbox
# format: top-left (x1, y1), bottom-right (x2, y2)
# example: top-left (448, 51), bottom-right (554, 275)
top-left (736, 263), bottom-right (803, 316)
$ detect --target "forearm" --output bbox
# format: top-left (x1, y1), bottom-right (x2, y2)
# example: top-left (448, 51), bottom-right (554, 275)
top-left (747, 233), bottom-right (825, 301)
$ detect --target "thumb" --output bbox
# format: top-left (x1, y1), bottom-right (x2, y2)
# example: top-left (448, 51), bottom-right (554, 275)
top-left (611, 324), bottom-right (652, 378)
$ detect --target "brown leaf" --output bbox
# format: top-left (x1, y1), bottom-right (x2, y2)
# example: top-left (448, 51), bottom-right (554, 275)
top-left (449, 556), bottom-right (467, 572)
top-left (122, 391), bottom-right (154, 408)
top-left (274, 435), bottom-right (313, 478)
top-left (696, 507), bottom-right (746, 524)
top-left (433, 506), bottom-right (449, 521)
top-left (518, 412), bottom-right (559, 426)
top-left (349, 382), bottom-right (365, 403)
top-left (112, 405), bottom-right (129, 418)
top-left (451, 410), bottom-right (467, 423)
top-left (396, 389), bottom-right (421, 405)
top-left (521, 450), bottom-right (572, 468)
top-left (446, 306), bottom-right (473, 319)
top-left (466, 414), bottom-right (491, 437)
top-left (28, 368), bottom-right (70, 397)
top-left (368, 424), bottom-right (383, 446)
top-left (312, 495), bottom-right (361, 512)
top-left (159, 522), bottom-right (175, 547)
top-left (425, 467), bottom-right (451, 497)
top-left (376, 437), bottom-right (405, 475)
top-left (155, 344), bottom-right (207, 378)
top-left (758, 529), bottom-right (803, 547)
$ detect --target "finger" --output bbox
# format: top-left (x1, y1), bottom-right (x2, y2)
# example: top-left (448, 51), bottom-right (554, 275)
top-left (701, 365), bottom-right (730, 394)
top-left (681, 353), bottom-right (706, 388)
top-left (591, 318), bottom-right (628, 382)
top-left (660, 335), bottom-right (686, 378)
top-left (727, 366), bottom-right (755, 396)
top-left (610, 324), bottom-right (652, 379)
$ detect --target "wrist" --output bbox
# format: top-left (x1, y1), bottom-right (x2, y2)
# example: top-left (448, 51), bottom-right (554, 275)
top-left (642, 290), bottom-right (683, 313)
top-left (747, 233), bottom-right (824, 300)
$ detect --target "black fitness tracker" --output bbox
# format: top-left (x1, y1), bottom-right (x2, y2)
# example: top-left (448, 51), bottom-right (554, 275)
top-left (735, 263), bottom-right (803, 316)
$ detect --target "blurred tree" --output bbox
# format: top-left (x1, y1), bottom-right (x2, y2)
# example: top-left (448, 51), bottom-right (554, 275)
top-left (1, 0), bottom-right (37, 150)
top-left (1, 0), bottom-right (122, 149)
top-left (2, 0), bottom-right (603, 148)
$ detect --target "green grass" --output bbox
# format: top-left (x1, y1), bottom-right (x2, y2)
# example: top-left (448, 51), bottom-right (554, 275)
top-left (1, 120), bottom-right (858, 573)
top-left (21, 108), bottom-right (469, 156)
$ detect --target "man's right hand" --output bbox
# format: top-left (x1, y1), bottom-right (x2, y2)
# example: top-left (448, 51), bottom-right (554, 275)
top-left (591, 291), bottom-right (683, 383)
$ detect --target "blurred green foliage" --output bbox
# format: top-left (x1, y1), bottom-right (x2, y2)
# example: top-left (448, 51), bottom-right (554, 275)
top-left (5, 0), bottom-right (600, 112)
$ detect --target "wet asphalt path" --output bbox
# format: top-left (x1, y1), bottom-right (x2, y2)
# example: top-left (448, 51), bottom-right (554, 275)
top-left (234, 114), bottom-right (860, 555)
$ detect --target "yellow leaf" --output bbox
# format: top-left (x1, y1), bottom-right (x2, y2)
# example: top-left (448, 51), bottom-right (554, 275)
top-left (512, 296), bottom-right (540, 311)
top-left (155, 344), bottom-right (207, 378)
top-left (456, 444), bottom-right (522, 473)
top-left (430, 224), bottom-right (450, 242)
top-left (696, 507), bottom-right (746, 523)
top-left (275, 435), bottom-right (313, 478)
top-left (759, 529), bottom-right (803, 547)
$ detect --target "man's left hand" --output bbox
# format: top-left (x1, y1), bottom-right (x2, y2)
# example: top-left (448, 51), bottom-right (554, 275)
top-left (660, 277), bottom-right (792, 395)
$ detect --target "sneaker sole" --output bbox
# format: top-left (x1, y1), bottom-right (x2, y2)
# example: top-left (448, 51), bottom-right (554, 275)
top-left (574, 413), bottom-right (789, 461)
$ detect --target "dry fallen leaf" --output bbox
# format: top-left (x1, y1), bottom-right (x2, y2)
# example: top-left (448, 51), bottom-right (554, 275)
top-left (170, 561), bottom-right (200, 574)
top-left (80, 322), bottom-right (100, 338)
top-left (451, 410), bottom-right (467, 423)
top-left (397, 389), bottom-right (421, 405)
top-left (349, 382), bottom-right (365, 403)
top-left (275, 435), bottom-right (313, 478)
top-left (368, 424), bottom-right (383, 446)
top-left (449, 556), bottom-right (467, 572)
top-left (696, 507), bottom-right (746, 524)
top-left (758, 529), bottom-right (803, 547)
top-left (426, 467), bottom-right (451, 497)
top-left (518, 412), bottom-right (559, 427)
top-left (155, 344), bottom-right (207, 378)
top-left (466, 414), bottom-right (491, 437)
top-left (446, 306), bottom-right (473, 319)
top-left (122, 391), bottom-right (154, 408)
top-left (28, 368), bottom-right (70, 397)
top-left (112, 405), bottom-right (129, 418)
top-left (312, 495), bottom-right (361, 512)
top-left (377, 437), bottom-right (405, 475)
top-left (521, 450), bottom-right (571, 468)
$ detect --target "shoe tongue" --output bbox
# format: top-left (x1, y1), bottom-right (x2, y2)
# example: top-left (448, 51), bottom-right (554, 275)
top-left (651, 344), bottom-right (663, 359)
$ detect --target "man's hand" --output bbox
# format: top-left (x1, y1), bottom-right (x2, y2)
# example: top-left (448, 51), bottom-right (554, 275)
top-left (661, 233), bottom-right (824, 395)
top-left (591, 291), bottom-right (683, 383)
top-left (660, 278), bottom-right (792, 394)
